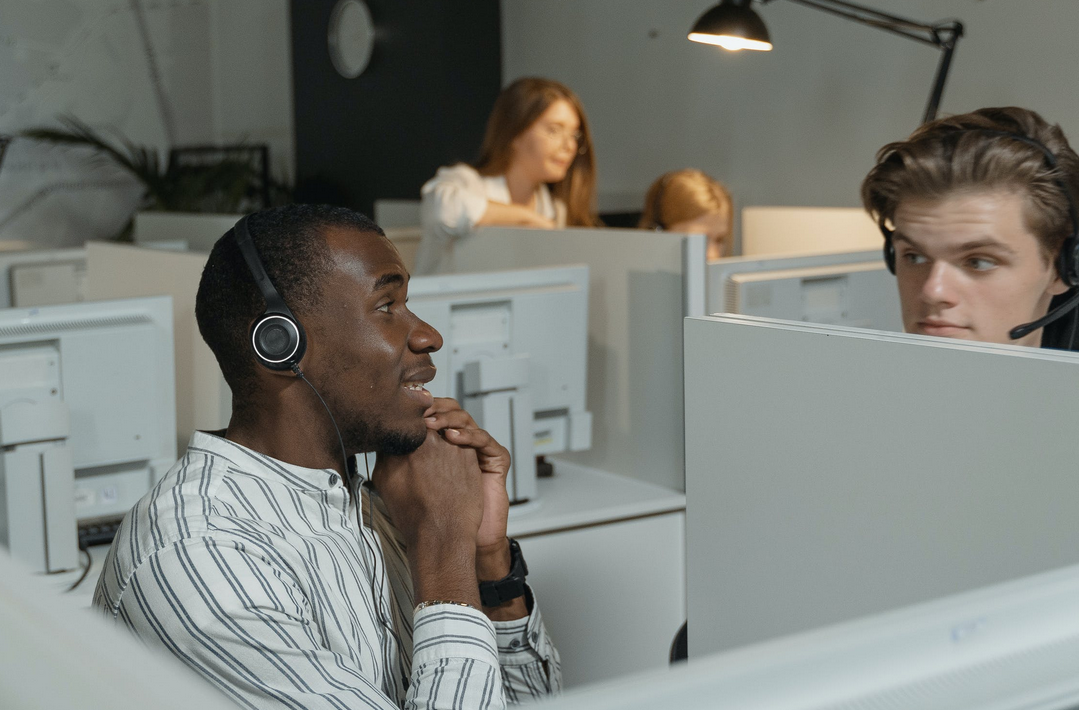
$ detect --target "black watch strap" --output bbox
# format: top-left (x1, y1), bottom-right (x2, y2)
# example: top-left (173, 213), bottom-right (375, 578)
top-left (478, 538), bottom-right (529, 607)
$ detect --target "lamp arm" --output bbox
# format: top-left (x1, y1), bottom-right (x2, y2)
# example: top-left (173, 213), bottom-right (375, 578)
top-left (761, 0), bottom-right (964, 124)
top-left (772, 0), bottom-right (943, 46)
top-left (923, 34), bottom-right (961, 124)
top-left (783, 0), bottom-right (937, 33)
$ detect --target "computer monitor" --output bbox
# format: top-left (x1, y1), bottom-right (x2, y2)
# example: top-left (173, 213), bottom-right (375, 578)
top-left (741, 205), bottom-right (882, 257)
top-left (707, 250), bottom-right (901, 331)
top-left (0, 296), bottom-right (176, 572)
top-left (684, 315), bottom-right (1079, 657)
top-left (440, 226), bottom-right (707, 492)
top-left (538, 562), bottom-right (1079, 710)
top-left (406, 265), bottom-right (592, 503)
top-left (0, 247), bottom-right (87, 308)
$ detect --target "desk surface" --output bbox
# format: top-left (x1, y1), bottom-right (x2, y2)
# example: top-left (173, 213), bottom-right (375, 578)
top-left (508, 460), bottom-right (685, 538)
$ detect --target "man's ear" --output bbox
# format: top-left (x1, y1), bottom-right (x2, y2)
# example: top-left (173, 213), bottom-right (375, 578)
top-left (1048, 272), bottom-right (1071, 297)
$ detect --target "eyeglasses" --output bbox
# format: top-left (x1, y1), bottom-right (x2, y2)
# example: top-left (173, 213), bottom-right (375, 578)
top-left (540, 123), bottom-right (588, 154)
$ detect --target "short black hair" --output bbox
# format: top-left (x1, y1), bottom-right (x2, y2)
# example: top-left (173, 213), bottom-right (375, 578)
top-left (195, 204), bottom-right (384, 410)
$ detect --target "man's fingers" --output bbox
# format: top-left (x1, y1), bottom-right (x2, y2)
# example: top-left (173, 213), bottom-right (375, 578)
top-left (442, 427), bottom-right (509, 461)
top-left (423, 397), bottom-right (464, 417)
top-left (425, 409), bottom-right (477, 431)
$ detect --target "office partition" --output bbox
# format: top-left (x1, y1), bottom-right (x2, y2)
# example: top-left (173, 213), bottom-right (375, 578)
top-left (84, 242), bottom-right (228, 452)
top-left (536, 562), bottom-right (1079, 710)
top-left (685, 315), bottom-right (1079, 656)
top-left (741, 206), bottom-right (881, 256)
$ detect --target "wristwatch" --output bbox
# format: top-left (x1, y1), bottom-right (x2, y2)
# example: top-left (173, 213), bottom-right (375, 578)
top-left (478, 538), bottom-right (529, 607)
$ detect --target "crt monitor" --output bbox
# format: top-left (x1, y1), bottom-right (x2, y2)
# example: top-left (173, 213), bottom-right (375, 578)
top-left (406, 265), bottom-right (592, 504)
top-left (0, 296), bottom-right (176, 573)
top-left (707, 249), bottom-right (901, 331)
top-left (538, 562), bottom-right (1079, 710)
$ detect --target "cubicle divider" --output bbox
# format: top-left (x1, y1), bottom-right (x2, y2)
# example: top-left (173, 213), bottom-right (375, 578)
top-left (741, 206), bottom-right (882, 257)
top-left (451, 226), bottom-right (707, 492)
top-left (684, 315), bottom-right (1079, 658)
top-left (84, 242), bottom-right (228, 452)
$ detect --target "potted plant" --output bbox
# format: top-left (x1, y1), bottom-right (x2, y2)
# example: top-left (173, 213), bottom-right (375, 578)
top-left (22, 116), bottom-right (289, 241)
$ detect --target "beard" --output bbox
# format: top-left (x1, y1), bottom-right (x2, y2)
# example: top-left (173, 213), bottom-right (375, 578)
top-left (335, 407), bottom-right (426, 457)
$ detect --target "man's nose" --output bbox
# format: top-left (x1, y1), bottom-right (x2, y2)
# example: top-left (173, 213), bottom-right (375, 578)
top-left (409, 316), bottom-right (443, 354)
top-left (922, 260), bottom-right (959, 307)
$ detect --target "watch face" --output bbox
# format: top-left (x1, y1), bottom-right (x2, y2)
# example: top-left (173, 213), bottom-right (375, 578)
top-left (328, 0), bottom-right (375, 79)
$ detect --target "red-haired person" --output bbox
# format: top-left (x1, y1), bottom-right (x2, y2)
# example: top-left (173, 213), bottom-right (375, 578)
top-left (416, 77), bottom-right (600, 274)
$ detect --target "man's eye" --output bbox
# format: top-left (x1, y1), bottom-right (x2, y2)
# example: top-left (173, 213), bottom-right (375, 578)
top-left (377, 302), bottom-right (392, 313)
top-left (902, 252), bottom-right (927, 265)
top-left (966, 257), bottom-right (997, 271)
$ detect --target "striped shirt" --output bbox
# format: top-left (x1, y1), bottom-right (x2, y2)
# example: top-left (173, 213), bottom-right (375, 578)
top-left (93, 431), bottom-right (561, 709)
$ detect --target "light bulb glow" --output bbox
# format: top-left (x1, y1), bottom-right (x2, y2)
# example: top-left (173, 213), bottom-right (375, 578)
top-left (688, 32), bottom-right (773, 51)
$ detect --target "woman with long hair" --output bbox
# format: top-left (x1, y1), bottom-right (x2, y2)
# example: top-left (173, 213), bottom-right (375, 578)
top-left (640, 169), bottom-right (732, 261)
top-left (416, 77), bottom-right (599, 274)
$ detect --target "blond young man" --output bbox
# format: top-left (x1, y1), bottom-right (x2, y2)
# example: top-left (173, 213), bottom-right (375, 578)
top-left (862, 107), bottom-right (1079, 350)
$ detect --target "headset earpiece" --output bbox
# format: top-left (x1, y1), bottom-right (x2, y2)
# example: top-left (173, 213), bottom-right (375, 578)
top-left (232, 215), bottom-right (307, 372)
top-left (880, 224), bottom-right (897, 275)
top-left (1058, 230), bottom-right (1079, 288)
top-left (250, 313), bottom-right (306, 371)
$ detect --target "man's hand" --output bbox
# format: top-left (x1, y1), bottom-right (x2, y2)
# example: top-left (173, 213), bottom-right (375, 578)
top-left (373, 429), bottom-right (484, 606)
top-left (423, 398), bottom-right (511, 551)
top-left (418, 399), bottom-right (528, 621)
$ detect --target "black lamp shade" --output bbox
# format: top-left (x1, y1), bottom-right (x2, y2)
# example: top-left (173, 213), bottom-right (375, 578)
top-left (688, 0), bottom-right (773, 51)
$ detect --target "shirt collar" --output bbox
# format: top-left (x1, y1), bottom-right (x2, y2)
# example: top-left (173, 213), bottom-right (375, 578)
top-left (483, 174), bottom-right (555, 219)
top-left (188, 430), bottom-right (345, 492)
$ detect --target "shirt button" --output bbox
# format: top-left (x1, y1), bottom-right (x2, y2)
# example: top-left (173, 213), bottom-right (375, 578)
top-left (328, 474), bottom-right (339, 487)
top-left (530, 632), bottom-right (538, 643)
top-left (509, 639), bottom-right (521, 648)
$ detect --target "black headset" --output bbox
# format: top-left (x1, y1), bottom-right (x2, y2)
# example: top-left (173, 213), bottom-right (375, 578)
top-left (879, 130), bottom-right (1079, 342)
top-left (232, 215), bottom-right (307, 371)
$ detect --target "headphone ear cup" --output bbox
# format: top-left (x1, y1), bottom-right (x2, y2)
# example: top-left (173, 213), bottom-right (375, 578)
top-left (883, 234), bottom-right (897, 275)
top-left (1058, 236), bottom-right (1079, 288)
top-left (251, 314), bottom-right (306, 371)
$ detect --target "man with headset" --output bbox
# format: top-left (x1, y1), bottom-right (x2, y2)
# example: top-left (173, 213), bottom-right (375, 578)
top-left (93, 205), bottom-right (560, 709)
top-left (861, 106), bottom-right (1079, 350)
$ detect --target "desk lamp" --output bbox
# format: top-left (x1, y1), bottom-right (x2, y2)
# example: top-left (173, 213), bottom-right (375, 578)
top-left (688, 0), bottom-right (963, 124)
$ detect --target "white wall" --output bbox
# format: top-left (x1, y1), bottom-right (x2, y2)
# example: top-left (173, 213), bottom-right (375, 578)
top-left (0, 0), bottom-right (292, 247)
top-left (502, 1), bottom-right (1079, 221)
